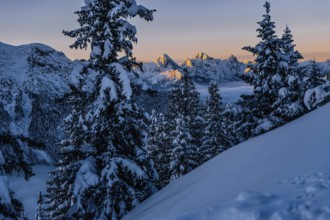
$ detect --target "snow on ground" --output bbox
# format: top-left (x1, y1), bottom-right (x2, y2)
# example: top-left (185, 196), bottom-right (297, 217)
top-left (124, 103), bottom-right (330, 220)
top-left (8, 165), bottom-right (53, 220)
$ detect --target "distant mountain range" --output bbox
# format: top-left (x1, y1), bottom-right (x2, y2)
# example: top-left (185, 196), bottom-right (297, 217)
top-left (136, 52), bottom-right (246, 90)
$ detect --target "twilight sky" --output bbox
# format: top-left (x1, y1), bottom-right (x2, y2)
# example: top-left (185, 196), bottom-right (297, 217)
top-left (0, 0), bottom-right (329, 62)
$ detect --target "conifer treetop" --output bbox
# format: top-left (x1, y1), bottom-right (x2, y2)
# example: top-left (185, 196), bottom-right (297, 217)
top-left (63, 0), bottom-right (155, 67)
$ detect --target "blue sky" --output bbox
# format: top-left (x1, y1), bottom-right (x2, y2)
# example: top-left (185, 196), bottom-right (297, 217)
top-left (1, 0), bottom-right (329, 61)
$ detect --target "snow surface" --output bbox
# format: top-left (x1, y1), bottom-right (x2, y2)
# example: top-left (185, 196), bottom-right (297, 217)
top-left (0, 175), bottom-right (10, 205)
top-left (124, 103), bottom-right (330, 220)
top-left (8, 165), bottom-right (53, 220)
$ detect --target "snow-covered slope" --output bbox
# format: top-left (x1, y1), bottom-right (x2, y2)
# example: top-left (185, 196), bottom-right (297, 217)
top-left (9, 165), bottom-right (52, 220)
top-left (124, 103), bottom-right (330, 220)
top-left (0, 42), bottom-right (74, 156)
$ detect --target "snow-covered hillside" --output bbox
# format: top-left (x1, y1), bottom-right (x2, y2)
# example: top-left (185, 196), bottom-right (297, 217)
top-left (0, 42), bottom-right (74, 156)
top-left (124, 103), bottom-right (330, 220)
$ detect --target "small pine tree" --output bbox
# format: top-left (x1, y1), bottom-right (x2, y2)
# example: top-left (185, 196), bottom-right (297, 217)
top-left (36, 192), bottom-right (49, 220)
top-left (200, 81), bottom-right (227, 163)
top-left (303, 60), bottom-right (327, 91)
top-left (222, 103), bottom-right (237, 146)
top-left (169, 117), bottom-right (198, 181)
top-left (302, 60), bottom-right (329, 110)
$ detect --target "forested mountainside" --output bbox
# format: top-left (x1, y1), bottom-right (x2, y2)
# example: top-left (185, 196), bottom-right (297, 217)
top-left (0, 42), bottom-right (73, 157)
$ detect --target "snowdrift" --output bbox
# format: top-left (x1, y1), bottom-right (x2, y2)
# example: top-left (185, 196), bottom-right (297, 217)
top-left (124, 103), bottom-right (330, 220)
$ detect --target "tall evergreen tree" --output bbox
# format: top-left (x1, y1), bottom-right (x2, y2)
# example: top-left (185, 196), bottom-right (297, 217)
top-left (274, 26), bottom-right (305, 121)
top-left (240, 1), bottom-right (287, 136)
top-left (166, 73), bottom-right (200, 181)
top-left (168, 72), bottom-right (203, 149)
top-left (146, 111), bottom-right (170, 188)
top-left (49, 1), bottom-right (157, 219)
top-left (46, 86), bottom-right (87, 220)
top-left (200, 81), bottom-right (227, 163)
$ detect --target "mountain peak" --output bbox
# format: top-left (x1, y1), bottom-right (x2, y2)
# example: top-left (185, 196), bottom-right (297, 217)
top-left (194, 52), bottom-right (212, 60)
top-left (153, 54), bottom-right (179, 69)
top-left (184, 58), bottom-right (193, 67)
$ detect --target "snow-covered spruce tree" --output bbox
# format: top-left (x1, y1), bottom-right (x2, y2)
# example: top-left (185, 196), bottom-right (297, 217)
top-left (222, 103), bottom-right (237, 146)
top-left (146, 111), bottom-right (171, 188)
top-left (60, 1), bottom-right (157, 219)
top-left (146, 110), bottom-right (159, 167)
top-left (171, 71), bottom-right (204, 150)
top-left (166, 73), bottom-right (200, 181)
top-left (273, 26), bottom-right (305, 121)
top-left (200, 81), bottom-right (227, 163)
top-left (302, 60), bottom-right (329, 110)
top-left (240, 1), bottom-right (287, 136)
top-left (169, 116), bottom-right (198, 181)
top-left (46, 86), bottom-right (87, 220)
top-left (303, 60), bottom-right (327, 92)
top-left (36, 192), bottom-right (49, 220)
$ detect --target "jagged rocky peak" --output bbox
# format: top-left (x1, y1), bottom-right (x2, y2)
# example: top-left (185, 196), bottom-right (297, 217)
top-left (184, 58), bottom-right (193, 67)
top-left (153, 53), bottom-right (179, 69)
top-left (228, 54), bottom-right (239, 63)
top-left (194, 52), bottom-right (212, 60)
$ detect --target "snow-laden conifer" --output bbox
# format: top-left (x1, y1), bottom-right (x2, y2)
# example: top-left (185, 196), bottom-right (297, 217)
top-left (239, 1), bottom-right (290, 136)
top-left (166, 73), bottom-right (200, 181)
top-left (274, 26), bottom-right (305, 121)
top-left (48, 0), bottom-right (157, 219)
top-left (200, 81), bottom-right (227, 163)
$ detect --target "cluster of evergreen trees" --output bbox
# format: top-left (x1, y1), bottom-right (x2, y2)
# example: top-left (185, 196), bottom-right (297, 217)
top-left (1, 1), bottom-right (330, 220)
top-left (237, 2), bottom-right (329, 138)
top-left (147, 76), bottom-right (232, 188)
top-left (145, 1), bottom-right (330, 192)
